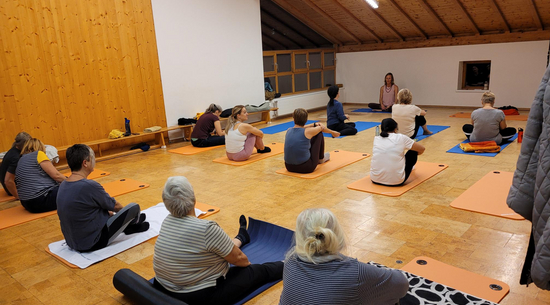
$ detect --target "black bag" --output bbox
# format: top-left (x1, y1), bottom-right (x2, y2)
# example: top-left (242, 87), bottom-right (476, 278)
top-left (178, 118), bottom-right (197, 125)
top-left (220, 108), bottom-right (232, 118)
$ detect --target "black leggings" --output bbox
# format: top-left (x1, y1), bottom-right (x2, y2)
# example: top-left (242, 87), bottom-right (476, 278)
top-left (285, 133), bottom-right (325, 174)
top-left (20, 185), bottom-right (59, 213)
top-left (328, 122), bottom-right (357, 136)
top-left (153, 262), bottom-right (284, 305)
top-left (372, 150), bottom-right (418, 186)
top-left (462, 124), bottom-right (517, 144)
top-left (192, 136), bottom-right (225, 147)
top-left (367, 103), bottom-right (392, 112)
top-left (411, 115), bottom-right (427, 139)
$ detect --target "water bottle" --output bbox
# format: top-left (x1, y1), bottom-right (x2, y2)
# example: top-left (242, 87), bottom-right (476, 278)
top-left (375, 126), bottom-right (380, 136)
top-left (518, 128), bottom-right (523, 143)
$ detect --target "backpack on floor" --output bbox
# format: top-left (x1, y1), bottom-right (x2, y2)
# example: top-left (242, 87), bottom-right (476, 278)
top-left (498, 105), bottom-right (520, 115)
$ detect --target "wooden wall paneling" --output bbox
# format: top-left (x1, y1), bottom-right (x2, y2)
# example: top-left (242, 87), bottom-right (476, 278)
top-left (0, 19), bottom-right (21, 150)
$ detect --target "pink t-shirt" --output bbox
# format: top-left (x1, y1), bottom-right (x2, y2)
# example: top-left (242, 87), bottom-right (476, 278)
top-left (382, 85), bottom-right (396, 107)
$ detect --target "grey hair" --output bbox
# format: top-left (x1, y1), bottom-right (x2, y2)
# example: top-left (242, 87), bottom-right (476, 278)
top-left (205, 103), bottom-right (223, 114)
top-left (162, 176), bottom-right (196, 218)
top-left (481, 91), bottom-right (495, 104)
top-left (285, 208), bottom-right (347, 264)
top-left (13, 132), bottom-right (31, 149)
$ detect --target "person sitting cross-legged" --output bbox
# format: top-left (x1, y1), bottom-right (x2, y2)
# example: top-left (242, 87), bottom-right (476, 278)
top-left (56, 144), bottom-right (149, 252)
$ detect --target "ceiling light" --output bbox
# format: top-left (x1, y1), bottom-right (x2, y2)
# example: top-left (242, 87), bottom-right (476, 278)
top-left (365, 0), bottom-right (379, 9)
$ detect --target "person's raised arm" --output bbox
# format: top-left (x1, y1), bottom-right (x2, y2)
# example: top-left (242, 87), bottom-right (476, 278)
top-left (410, 142), bottom-right (425, 155)
top-left (214, 120), bottom-right (226, 136)
top-left (40, 160), bottom-right (66, 183)
top-left (223, 244), bottom-right (251, 267)
top-left (4, 172), bottom-right (18, 199)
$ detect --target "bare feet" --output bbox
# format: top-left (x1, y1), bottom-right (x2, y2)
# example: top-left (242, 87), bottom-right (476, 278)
top-left (331, 131), bottom-right (340, 138)
top-left (423, 130), bottom-right (433, 135)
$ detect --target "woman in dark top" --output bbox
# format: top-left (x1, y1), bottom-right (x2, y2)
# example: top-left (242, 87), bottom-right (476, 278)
top-left (284, 108), bottom-right (339, 174)
top-left (191, 104), bottom-right (226, 147)
top-left (326, 86), bottom-right (357, 136)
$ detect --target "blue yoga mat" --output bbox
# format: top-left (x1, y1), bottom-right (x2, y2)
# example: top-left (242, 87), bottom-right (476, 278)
top-left (446, 134), bottom-right (518, 157)
top-left (351, 108), bottom-right (389, 113)
top-left (415, 125), bottom-right (450, 142)
top-left (233, 217), bottom-right (294, 305)
top-left (261, 120), bottom-right (318, 134)
top-left (323, 121), bottom-right (379, 138)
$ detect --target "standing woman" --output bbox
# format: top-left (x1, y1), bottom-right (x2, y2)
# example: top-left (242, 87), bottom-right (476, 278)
top-left (225, 105), bottom-right (271, 161)
top-left (191, 104), bottom-right (226, 147)
top-left (326, 85), bottom-right (357, 136)
top-left (370, 118), bottom-right (425, 186)
top-left (15, 138), bottom-right (66, 213)
top-left (392, 88), bottom-right (432, 139)
top-left (284, 108), bottom-right (340, 174)
top-left (369, 72), bottom-right (398, 112)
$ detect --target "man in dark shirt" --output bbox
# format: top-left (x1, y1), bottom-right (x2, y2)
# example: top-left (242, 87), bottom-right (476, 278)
top-left (56, 144), bottom-right (149, 252)
top-left (0, 132), bottom-right (31, 199)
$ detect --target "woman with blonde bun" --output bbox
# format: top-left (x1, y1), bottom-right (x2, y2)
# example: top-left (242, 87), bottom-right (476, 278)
top-left (279, 208), bottom-right (408, 305)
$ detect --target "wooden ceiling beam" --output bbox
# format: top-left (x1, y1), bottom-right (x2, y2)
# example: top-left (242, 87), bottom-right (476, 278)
top-left (300, 0), bottom-right (363, 44)
top-left (262, 35), bottom-right (287, 50)
top-left (416, 0), bottom-right (453, 36)
top-left (261, 10), bottom-right (320, 47)
top-left (273, 0), bottom-right (343, 45)
top-left (348, 0), bottom-right (403, 41)
top-left (262, 39), bottom-right (276, 50)
top-left (330, 0), bottom-right (382, 43)
top-left (487, 0), bottom-right (511, 33)
top-left (451, 0), bottom-right (480, 35)
top-left (525, 0), bottom-right (543, 30)
top-left (261, 23), bottom-right (303, 48)
top-left (386, 0), bottom-right (428, 39)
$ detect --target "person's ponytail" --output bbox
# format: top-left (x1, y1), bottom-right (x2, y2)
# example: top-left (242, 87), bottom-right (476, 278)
top-left (225, 105), bottom-right (245, 134)
top-left (327, 85), bottom-right (339, 107)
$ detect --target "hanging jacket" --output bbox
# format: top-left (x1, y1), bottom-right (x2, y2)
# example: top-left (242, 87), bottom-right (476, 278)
top-left (507, 64), bottom-right (550, 289)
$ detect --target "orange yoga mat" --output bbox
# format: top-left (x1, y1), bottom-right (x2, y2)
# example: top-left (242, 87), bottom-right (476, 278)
top-left (276, 150), bottom-right (370, 179)
top-left (0, 189), bottom-right (16, 203)
top-left (169, 145), bottom-right (222, 155)
top-left (402, 256), bottom-right (509, 303)
top-left (450, 171), bottom-right (523, 220)
top-left (45, 202), bottom-right (220, 269)
top-left (102, 179), bottom-right (150, 197)
top-left (347, 162), bottom-right (448, 197)
top-left (61, 169), bottom-right (110, 179)
top-left (213, 142), bottom-right (284, 166)
top-left (450, 111), bottom-right (528, 121)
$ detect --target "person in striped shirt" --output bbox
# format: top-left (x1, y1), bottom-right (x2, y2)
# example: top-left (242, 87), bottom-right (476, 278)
top-left (153, 176), bottom-right (283, 305)
top-left (280, 208), bottom-right (409, 305)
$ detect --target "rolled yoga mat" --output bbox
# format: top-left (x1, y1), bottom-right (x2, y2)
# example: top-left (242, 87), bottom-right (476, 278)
top-left (446, 134), bottom-right (518, 157)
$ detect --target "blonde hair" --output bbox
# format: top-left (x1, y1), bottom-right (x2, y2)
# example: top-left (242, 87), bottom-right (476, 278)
top-left (286, 208), bottom-right (347, 264)
top-left (481, 91), bottom-right (495, 104)
top-left (224, 105), bottom-right (245, 134)
top-left (20, 138), bottom-right (45, 155)
top-left (397, 88), bottom-right (412, 105)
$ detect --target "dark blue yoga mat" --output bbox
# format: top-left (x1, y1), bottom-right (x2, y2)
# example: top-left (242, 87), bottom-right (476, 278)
top-left (415, 125), bottom-right (450, 142)
top-left (233, 217), bottom-right (294, 305)
top-left (323, 121), bottom-right (379, 138)
top-left (261, 120), bottom-right (318, 134)
top-left (351, 108), bottom-right (389, 113)
top-left (446, 134), bottom-right (518, 157)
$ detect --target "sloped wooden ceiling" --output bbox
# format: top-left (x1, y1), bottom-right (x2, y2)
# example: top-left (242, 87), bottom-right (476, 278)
top-left (264, 0), bottom-right (550, 52)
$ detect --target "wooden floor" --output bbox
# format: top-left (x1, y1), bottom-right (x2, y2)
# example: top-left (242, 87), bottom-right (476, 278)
top-left (2, 106), bottom-right (548, 305)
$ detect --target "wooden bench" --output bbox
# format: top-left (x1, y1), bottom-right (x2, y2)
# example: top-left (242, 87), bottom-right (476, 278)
top-left (218, 107), bottom-right (278, 126)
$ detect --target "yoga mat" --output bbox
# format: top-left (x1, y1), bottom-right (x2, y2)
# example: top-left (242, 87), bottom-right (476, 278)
top-left (414, 125), bottom-right (450, 142)
top-left (213, 142), bottom-right (284, 166)
top-left (401, 256), bottom-right (509, 303)
top-left (61, 169), bottom-right (110, 179)
top-left (0, 206), bottom-right (57, 230)
top-left (347, 162), bottom-right (448, 197)
top-left (47, 202), bottom-right (220, 269)
top-left (0, 189), bottom-right (15, 203)
top-left (450, 111), bottom-right (528, 121)
top-left (446, 134), bottom-right (518, 157)
top-left (102, 179), bottom-right (150, 197)
top-left (450, 171), bottom-right (523, 220)
top-left (276, 150), bottom-right (370, 179)
top-left (260, 120), bottom-right (318, 134)
top-left (168, 145), bottom-right (221, 155)
top-left (351, 108), bottom-right (387, 113)
top-left (323, 121), bottom-right (379, 138)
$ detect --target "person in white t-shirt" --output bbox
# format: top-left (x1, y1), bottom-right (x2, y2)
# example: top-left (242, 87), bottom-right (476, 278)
top-left (392, 89), bottom-right (432, 139)
top-left (370, 118), bottom-right (425, 186)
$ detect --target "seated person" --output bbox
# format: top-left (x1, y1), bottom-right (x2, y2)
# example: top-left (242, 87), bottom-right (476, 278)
top-left (191, 104), bottom-right (226, 148)
top-left (371, 118), bottom-right (425, 186)
top-left (153, 176), bottom-right (283, 305)
top-left (327, 85), bottom-right (357, 136)
top-left (0, 132), bottom-right (31, 199)
top-left (462, 92), bottom-right (517, 144)
top-left (264, 77), bottom-right (281, 101)
top-left (392, 88), bottom-right (432, 139)
top-left (225, 105), bottom-right (271, 161)
top-left (284, 108), bottom-right (339, 174)
top-left (368, 72), bottom-right (398, 112)
top-left (57, 144), bottom-right (148, 252)
top-left (15, 138), bottom-right (66, 213)
top-left (279, 208), bottom-right (409, 305)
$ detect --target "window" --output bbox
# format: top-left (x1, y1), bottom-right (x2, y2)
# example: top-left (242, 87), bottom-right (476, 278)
top-left (459, 61), bottom-right (491, 90)
top-left (263, 49), bottom-right (336, 96)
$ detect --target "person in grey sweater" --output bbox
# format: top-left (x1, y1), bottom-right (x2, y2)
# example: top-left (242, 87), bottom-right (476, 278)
top-left (279, 208), bottom-right (409, 305)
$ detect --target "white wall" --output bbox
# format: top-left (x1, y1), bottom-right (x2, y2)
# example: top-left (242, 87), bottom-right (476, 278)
top-left (151, 0), bottom-right (265, 134)
top-left (273, 88), bottom-right (346, 117)
top-left (336, 41), bottom-right (548, 108)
